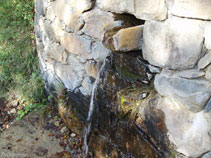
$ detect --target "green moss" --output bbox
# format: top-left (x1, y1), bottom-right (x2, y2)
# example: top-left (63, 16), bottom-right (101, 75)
top-left (116, 66), bottom-right (139, 80)
top-left (117, 87), bottom-right (153, 119)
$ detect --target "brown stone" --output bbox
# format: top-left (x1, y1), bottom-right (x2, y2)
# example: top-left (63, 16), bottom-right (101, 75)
top-left (60, 33), bottom-right (91, 59)
top-left (112, 25), bottom-right (143, 52)
top-left (81, 8), bottom-right (116, 40)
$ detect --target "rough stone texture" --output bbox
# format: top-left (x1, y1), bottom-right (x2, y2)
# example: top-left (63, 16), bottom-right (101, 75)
top-left (168, 0), bottom-right (211, 20)
top-left (85, 61), bottom-right (98, 78)
top-left (159, 69), bottom-right (205, 79)
top-left (198, 51), bottom-right (211, 70)
top-left (35, 0), bottom-right (48, 17)
top-left (53, 0), bottom-right (94, 32)
top-left (51, 17), bottom-right (66, 42)
top-left (206, 65), bottom-right (211, 81)
top-left (35, 0), bottom-right (211, 157)
top-left (96, 0), bottom-right (168, 21)
top-left (91, 42), bottom-right (111, 62)
top-left (173, 69), bottom-right (205, 79)
top-left (60, 33), bottom-right (91, 59)
top-left (205, 98), bottom-right (211, 112)
top-left (202, 152), bottom-right (211, 158)
top-left (204, 23), bottom-right (211, 49)
top-left (81, 8), bottom-right (116, 40)
top-left (153, 96), bottom-right (211, 157)
top-left (44, 42), bottom-right (68, 64)
top-left (54, 63), bottom-right (84, 90)
top-left (143, 16), bottom-right (204, 70)
top-left (112, 25), bottom-right (143, 52)
top-left (154, 70), bottom-right (211, 112)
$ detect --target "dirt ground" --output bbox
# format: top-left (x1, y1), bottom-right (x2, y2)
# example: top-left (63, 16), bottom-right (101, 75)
top-left (0, 98), bottom-right (85, 158)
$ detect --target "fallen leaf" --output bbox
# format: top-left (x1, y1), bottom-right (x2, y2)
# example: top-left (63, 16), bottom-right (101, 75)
top-left (56, 152), bottom-right (64, 157)
top-left (16, 138), bottom-right (22, 142)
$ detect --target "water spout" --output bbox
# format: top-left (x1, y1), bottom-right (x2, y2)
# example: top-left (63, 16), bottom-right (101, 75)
top-left (83, 59), bottom-right (106, 156)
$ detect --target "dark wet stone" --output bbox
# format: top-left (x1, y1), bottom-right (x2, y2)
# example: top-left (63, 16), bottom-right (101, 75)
top-left (205, 98), bottom-right (211, 112)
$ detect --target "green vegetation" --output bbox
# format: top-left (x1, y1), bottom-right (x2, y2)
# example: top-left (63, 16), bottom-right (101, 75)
top-left (0, 0), bottom-right (47, 119)
top-left (116, 66), bottom-right (139, 80)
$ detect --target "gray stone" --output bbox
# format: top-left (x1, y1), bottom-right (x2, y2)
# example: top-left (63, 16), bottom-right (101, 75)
top-left (143, 16), bottom-right (204, 70)
top-left (153, 96), bottom-right (211, 157)
top-left (81, 77), bottom-right (93, 95)
top-left (45, 42), bottom-right (68, 64)
top-left (51, 17), bottom-right (66, 42)
top-left (163, 69), bottom-right (205, 79)
top-left (202, 151), bottom-right (211, 158)
top-left (53, 0), bottom-right (94, 32)
top-left (60, 33), bottom-right (92, 59)
top-left (205, 65), bottom-right (211, 81)
top-left (154, 70), bottom-right (211, 112)
top-left (70, 133), bottom-right (76, 137)
top-left (54, 63), bottom-right (83, 91)
top-left (85, 61), bottom-right (98, 79)
top-left (198, 51), bottom-right (211, 70)
top-left (35, 0), bottom-right (46, 16)
top-left (46, 5), bottom-right (56, 21)
top-left (204, 23), bottom-right (211, 49)
top-left (91, 42), bottom-right (111, 61)
top-left (147, 65), bottom-right (161, 74)
top-left (67, 54), bottom-right (84, 71)
top-left (81, 8), bottom-right (116, 40)
top-left (38, 18), bottom-right (57, 42)
top-left (60, 126), bottom-right (68, 133)
top-left (96, 0), bottom-right (167, 21)
top-left (168, 0), bottom-right (211, 20)
top-left (134, 0), bottom-right (167, 21)
top-left (205, 98), bottom-right (211, 112)
top-left (54, 121), bottom-right (60, 127)
top-left (112, 25), bottom-right (143, 52)
top-left (96, 0), bottom-right (134, 15)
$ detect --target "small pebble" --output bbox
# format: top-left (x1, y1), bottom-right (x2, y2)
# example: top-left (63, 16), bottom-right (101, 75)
top-left (10, 108), bottom-right (16, 114)
top-left (60, 127), bottom-right (68, 133)
top-left (70, 133), bottom-right (76, 138)
top-left (54, 121), bottom-right (60, 127)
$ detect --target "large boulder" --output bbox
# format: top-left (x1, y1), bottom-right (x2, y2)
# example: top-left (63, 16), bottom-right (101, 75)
top-left (154, 70), bottom-right (211, 112)
top-left (168, 0), bottom-right (211, 20)
top-left (96, 0), bottom-right (167, 21)
top-left (147, 96), bottom-right (211, 157)
top-left (143, 16), bottom-right (204, 70)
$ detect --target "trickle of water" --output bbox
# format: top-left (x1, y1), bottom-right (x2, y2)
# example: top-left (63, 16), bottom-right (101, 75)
top-left (83, 59), bottom-right (106, 156)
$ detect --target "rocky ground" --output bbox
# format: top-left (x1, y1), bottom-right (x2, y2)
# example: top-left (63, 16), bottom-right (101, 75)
top-left (0, 98), bottom-right (88, 158)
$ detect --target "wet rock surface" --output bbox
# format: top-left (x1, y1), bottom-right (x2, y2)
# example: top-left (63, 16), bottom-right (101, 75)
top-left (35, 0), bottom-right (211, 157)
top-left (149, 96), bottom-right (211, 158)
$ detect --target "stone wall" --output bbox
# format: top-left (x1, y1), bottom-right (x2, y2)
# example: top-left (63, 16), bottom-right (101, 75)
top-left (35, 0), bottom-right (211, 157)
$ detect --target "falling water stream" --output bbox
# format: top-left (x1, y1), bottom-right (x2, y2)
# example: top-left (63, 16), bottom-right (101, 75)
top-left (83, 59), bottom-right (106, 156)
